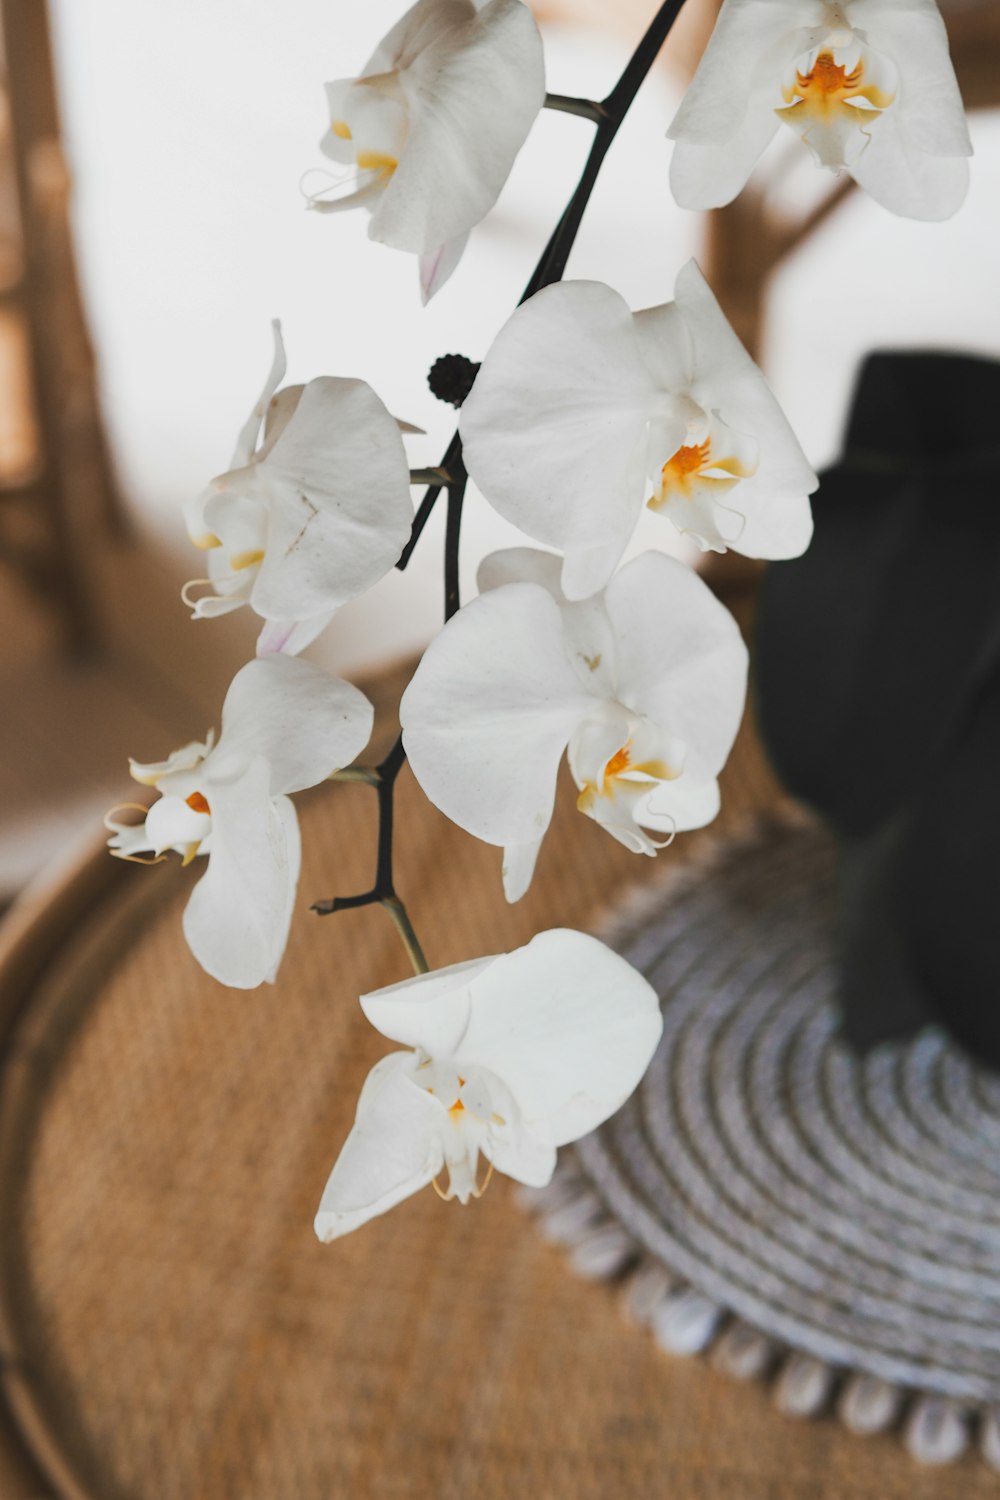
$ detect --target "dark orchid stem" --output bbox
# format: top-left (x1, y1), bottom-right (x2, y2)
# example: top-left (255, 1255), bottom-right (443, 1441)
top-left (397, 430), bottom-right (464, 569)
top-left (319, 0), bottom-right (687, 971)
top-left (444, 470), bottom-right (468, 620)
top-left (524, 0), bottom-right (687, 299)
top-left (314, 731), bottom-right (428, 975)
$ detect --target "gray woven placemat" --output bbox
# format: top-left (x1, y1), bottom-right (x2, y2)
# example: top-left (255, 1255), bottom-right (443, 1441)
top-left (524, 818), bottom-right (1000, 1469)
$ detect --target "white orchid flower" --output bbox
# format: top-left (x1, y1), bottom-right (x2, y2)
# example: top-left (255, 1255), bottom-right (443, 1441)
top-left (310, 0), bottom-right (545, 301)
top-left (460, 261), bottom-right (817, 601)
top-left (183, 322), bottom-right (413, 656)
top-left (399, 548), bottom-right (748, 902)
top-left (106, 655), bottom-right (373, 989)
top-left (315, 928), bottom-right (662, 1239)
top-left (668, 0), bottom-right (971, 220)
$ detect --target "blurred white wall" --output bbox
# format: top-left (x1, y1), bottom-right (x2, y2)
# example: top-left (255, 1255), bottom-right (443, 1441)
top-left (48, 1), bottom-right (1000, 674)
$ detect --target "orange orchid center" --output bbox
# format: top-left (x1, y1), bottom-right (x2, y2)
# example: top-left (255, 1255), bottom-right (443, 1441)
top-left (186, 791), bottom-right (211, 816)
top-left (604, 744), bottom-right (633, 780)
top-left (652, 430), bottom-right (757, 515)
top-left (779, 49), bottom-right (896, 128)
top-left (789, 52), bottom-right (863, 112)
top-left (659, 438), bottom-right (716, 502)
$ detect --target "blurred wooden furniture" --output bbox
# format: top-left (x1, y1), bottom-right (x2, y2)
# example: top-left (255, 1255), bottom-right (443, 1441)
top-left (0, 0), bottom-right (121, 655)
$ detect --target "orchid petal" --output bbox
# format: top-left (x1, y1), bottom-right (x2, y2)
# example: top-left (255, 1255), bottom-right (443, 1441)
top-left (448, 929), bottom-right (662, 1145)
top-left (246, 377), bottom-right (412, 621)
top-left (366, 0), bottom-right (474, 77)
top-left (183, 483), bottom-right (223, 552)
top-left (362, 956), bottom-right (497, 1054)
top-left (106, 819), bottom-right (158, 860)
top-left (367, 0), bottom-right (545, 254)
top-left (667, 0), bottom-right (812, 146)
top-left (604, 552), bottom-right (748, 781)
top-left (669, 92), bottom-right (781, 210)
top-left (477, 546), bottom-right (563, 597)
top-left (254, 612), bottom-right (335, 657)
top-left (215, 655), bottom-right (373, 796)
top-left (854, 0), bottom-right (972, 160)
top-left (461, 281), bottom-right (659, 598)
top-left (314, 1052), bottom-right (445, 1241)
top-left (576, 779), bottom-right (670, 855)
top-left (643, 773), bottom-right (721, 832)
top-left (850, 124), bottom-right (969, 220)
top-left (501, 837), bottom-right (544, 903)
top-left (232, 320), bottom-right (287, 469)
top-left (182, 762), bottom-right (299, 989)
top-left (672, 261), bottom-right (817, 557)
top-left (419, 230), bottom-right (470, 304)
top-left (488, 1117), bottom-right (557, 1188)
top-left (478, 547), bottom-right (619, 696)
top-left (400, 583), bottom-right (591, 848)
top-left (631, 300), bottom-right (695, 392)
top-left (129, 736), bottom-right (213, 787)
top-left (145, 795), bottom-right (212, 855)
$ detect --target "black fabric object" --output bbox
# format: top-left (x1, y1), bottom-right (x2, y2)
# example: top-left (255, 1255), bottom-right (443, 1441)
top-left (755, 351), bottom-right (1000, 1065)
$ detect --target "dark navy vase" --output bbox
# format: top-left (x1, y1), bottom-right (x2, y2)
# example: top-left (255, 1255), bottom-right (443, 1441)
top-left (755, 351), bottom-right (1000, 1066)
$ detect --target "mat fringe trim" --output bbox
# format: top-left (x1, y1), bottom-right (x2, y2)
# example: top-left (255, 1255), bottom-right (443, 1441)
top-left (519, 1165), bottom-right (1000, 1470)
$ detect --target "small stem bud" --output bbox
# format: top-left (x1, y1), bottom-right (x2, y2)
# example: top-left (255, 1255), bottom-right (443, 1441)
top-left (409, 466), bottom-right (453, 486)
top-left (428, 353), bottom-right (480, 408)
top-left (544, 93), bottom-right (607, 123)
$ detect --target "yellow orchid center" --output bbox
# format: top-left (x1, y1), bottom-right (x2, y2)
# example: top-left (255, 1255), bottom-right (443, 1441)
top-left (577, 738), bottom-right (680, 815)
top-left (356, 150), bottom-right (398, 175)
top-left (662, 438), bottom-right (712, 495)
top-left (653, 435), bottom-right (755, 511)
top-left (186, 790), bottom-right (211, 815)
top-left (781, 50), bottom-right (896, 119)
top-left (604, 743), bottom-right (633, 780)
top-left (793, 52), bottom-right (863, 110)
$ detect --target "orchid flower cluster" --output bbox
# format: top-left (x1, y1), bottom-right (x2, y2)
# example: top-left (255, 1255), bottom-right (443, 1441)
top-left (107, 0), bottom-right (969, 1239)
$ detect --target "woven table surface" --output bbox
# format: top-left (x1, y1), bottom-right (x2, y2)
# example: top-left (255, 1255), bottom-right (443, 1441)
top-left (0, 661), bottom-right (995, 1500)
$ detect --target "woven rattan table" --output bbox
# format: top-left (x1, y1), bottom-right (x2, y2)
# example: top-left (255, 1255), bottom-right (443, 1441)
top-left (0, 663), bottom-right (996, 1500)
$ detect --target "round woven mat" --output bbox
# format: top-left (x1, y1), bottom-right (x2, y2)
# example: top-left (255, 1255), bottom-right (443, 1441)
top-left (528, 819), bottom-right (1000, 1469)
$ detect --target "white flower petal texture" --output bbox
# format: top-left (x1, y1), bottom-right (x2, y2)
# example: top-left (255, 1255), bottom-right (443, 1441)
top-left (399, 548), bottom-right (748, 900)
top-left (314, 0), bottom-right (545, 298)
top-left (184, 322), bottom-right (413, 652)
top-left (667, 0), bottom-right (971, 220)
top-left (460, 262), bottom-right (817, 599)
top-left (315, 929), bottom-right (663, 1240)
top-left (107, 656), bottom-right (374, 989)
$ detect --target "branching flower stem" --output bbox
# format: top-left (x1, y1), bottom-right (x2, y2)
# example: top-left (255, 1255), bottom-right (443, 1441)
top-left (314, 0), bottom-right (688, 973)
